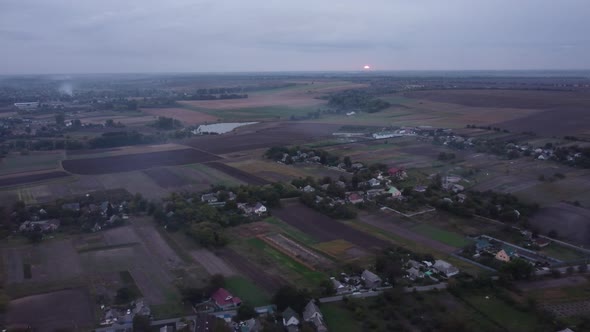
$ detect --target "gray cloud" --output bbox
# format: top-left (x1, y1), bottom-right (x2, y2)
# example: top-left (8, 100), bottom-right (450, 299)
top-left (0, 0), bottom-right (589, 74)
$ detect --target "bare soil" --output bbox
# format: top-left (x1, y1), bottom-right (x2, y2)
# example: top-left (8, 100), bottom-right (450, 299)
top-left (273, 201), bottom-right (389, 251)
top-left (62, 148), bottom-right (220, 174)
top-left (190, 249), bottom-right (236, 277)
top-left (0, 171), bottom-right (70, 187)
top-left (205, 162), bottom-right (270, 185)
top-left (6, 288), bottom-right (95, 332)
top-left (531, 203), bottom-right (590, 246)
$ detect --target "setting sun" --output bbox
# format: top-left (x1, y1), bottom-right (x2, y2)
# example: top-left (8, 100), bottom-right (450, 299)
top-left (363, 65), bottom-right (371, 70)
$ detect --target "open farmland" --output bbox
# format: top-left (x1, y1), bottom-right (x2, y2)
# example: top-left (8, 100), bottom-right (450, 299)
top-left (262, 234), bottom-right (334, 270)
top-left (217, 248), bottom-right (286, 293)
top-left (273, 200), bottom-right (390, 250)
top-left (142, 167), bottom-right (188, 188)
top-left (404, 89), bottom-right (590, 136)
top-left (205, 162), bottom-right (270, 185)
top-left (0, 170), bottom-right (71, 188)
top-left (186, 122), bottom-right (342, 154)
top-left (530, 203), bottom-right (590, 246)
top-left (141, 107), bottom-right (219, 124)
top-left (62, 148), bottom-right (220, 174)
top-left (6, 289), bottom-right (95, 332)
top-left (0, 151), bottom-right (65, 176)
top-left (358, 211), bottom-right (459, 254)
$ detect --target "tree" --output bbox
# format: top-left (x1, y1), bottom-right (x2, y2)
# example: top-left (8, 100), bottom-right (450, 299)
top-left (272, 286), bottom-right (309, 313)
top-left (236, 303), bottom-right (258, 321)
top-left (132, 315), bottom-right (151, 332)
top-left (55, 113), bottom-right (65, 126)
top-left (115, 286), bottom-right (138, 304)
top-left (578, 263), bottom-right (588, 273)
top-left (343, 156), bottom-right (352, 168)
top-left (499, 258), bottom-right (534, 280)
top-left (548, 230), bottom-right (558, 238)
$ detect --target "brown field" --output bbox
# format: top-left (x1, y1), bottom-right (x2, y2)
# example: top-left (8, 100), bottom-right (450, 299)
top-left (226, 160), bottom-right (309, 182)
top-left (205, 162), bottom-right (270, 185)
top-left (404, 89), bottom-right (590, 110)
top-left (66, 143), bottom-right (189, 158)
top-left (314, 239), bottom-right (368, 260)
top-left (0, 171), bottom-right (70, 188)
top-left (531, 203), bottom-right (590, 246)
top-left (62, 148), bottom-right (220, 174)
top-left (273, 200), bottom-right (389, 250)
top-left (178, 81), bottom-right (365, 111)
top-left (6, 289), bottom-right (95, 332)
top-left (190, 249), bottom-right (236, 277)
top-left (141, 107), bottom-right (218, 124)
top-left (77, 114), bottom-right (154, 126)
top-left (403, 89), bottom-right (590, 135)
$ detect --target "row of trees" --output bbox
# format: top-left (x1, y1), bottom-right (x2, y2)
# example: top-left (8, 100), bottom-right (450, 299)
top-left (328, 90), bottom-right (391, 113)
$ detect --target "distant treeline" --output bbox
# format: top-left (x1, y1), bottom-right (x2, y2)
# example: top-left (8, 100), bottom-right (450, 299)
top-left (181, 94), bottom-right (248, 101)
top-left (327, 90), bottom-right (391, 113)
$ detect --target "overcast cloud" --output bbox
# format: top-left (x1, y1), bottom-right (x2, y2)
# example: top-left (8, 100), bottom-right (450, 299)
top-left (1, 0), bottom-right (589, 74)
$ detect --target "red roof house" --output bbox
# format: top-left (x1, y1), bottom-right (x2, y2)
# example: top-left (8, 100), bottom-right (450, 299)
top-left (211, 288), bottom-right (241, 309)
top-left (388, 167), bottom-right (407, 179)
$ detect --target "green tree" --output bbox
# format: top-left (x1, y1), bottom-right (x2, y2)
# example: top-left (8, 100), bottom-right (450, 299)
top-left (55, 113), bottom-right (65, 126)
top-left (132, 315), bottom-right (151, 332)
top-left (236, 303), bottom-right (258, 321)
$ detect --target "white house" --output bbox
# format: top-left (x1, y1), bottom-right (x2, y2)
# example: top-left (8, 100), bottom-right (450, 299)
top-left (254, 202), bottom-right (267, 215)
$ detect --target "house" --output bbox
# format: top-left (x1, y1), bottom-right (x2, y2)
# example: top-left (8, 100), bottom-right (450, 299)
top-left (414, 185), bottom-right (427, 193)
top-left (361, 269), bottom-right (382, 288)
top-left (303, 300), bottom-right (328, 332)
top-left (320, 183), bottom-right (330, 191)
top-left (240, 318), bottom-right (261, 332)
top-left (62, 202), bottom-right (80, 211)
top-left (386, 186), bottom-right (402, 199)
top-left (254, 202), bottom-right (267, 215)
top-left (456, 193), bottom-right (467, 203)
top-left (347, 193), bottom-right (364, 204)
top-left (388, 167), bottom-right (406, 179)
top-left (407, 259), bottom-right (423, 269)
top-left (201, 193), bottom-right (218, 203)
top-left (366, 189), bottom-right (385, 199)
top-left (534, 238), bottom-right (551, 248)
top-left (351, 162), bottom-right (364, 170)
top-left (211, 288), bottom-right (241, 310)
top-left (367, 178), bottom-right (381, 187)
top-left (19, 219), bottom-right (60, 232)
top-left (282, 307), bottom-right (300, 331)
top-left (303, 185), bottom-right (315, 193)
top-left (330, 278), bottom-right (346, 293)
top-left (433, 260), bottom-right (459, 278)
top-left (407, 267), bottom-right (423, 280)
top-left (495, 248), bottom-right (516, 262)
top-left (160, 325), bottom-right (174, 332)
top-left (475, 238), bottom-right (492, 252)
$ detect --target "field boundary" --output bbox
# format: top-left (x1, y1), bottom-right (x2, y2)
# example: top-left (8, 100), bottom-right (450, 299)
top-left (77, 242), bottom-right (139, 253)
top-left (380, 206), bottom-right (436, 218)
top-left (258, 235), bottom-right (318, 271)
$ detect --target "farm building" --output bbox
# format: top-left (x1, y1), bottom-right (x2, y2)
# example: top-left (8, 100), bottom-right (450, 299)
top-left (433, 260), bottom-right (459, 278)
top-left (361, 269), bottom-right (382, 288)
top-left (387, 186), bottom-right (402, 198)
top-left (347, 193), bottom-right (364, 204)
top-left (254, 202), bottom-right (267, 215)
top-left (388, 167), bottom-right (407, 179)
top-left (372, 132), bottom-right (401, 139)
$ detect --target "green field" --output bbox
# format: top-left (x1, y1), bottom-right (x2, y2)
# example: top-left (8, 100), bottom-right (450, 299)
top-left (186, 163), bottom-right (244, 187)
top-left (0, 151), bottom-right (64, 175)
top-left (245, 238), bottom-right (325, 286)
top-left (462, 294), bottom-right (547, 331)
top-left (321, 303), bottom-right (361, 332)
top-left (263, 217), bottom-right (318, 245)
top-left (225, 276), bottom-right (270, 307)
top-left (411, 224), bottom-right (473, 248)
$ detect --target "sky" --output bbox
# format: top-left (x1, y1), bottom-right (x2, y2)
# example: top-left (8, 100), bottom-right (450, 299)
top-left (1, 0), bottom-right (589, 74)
